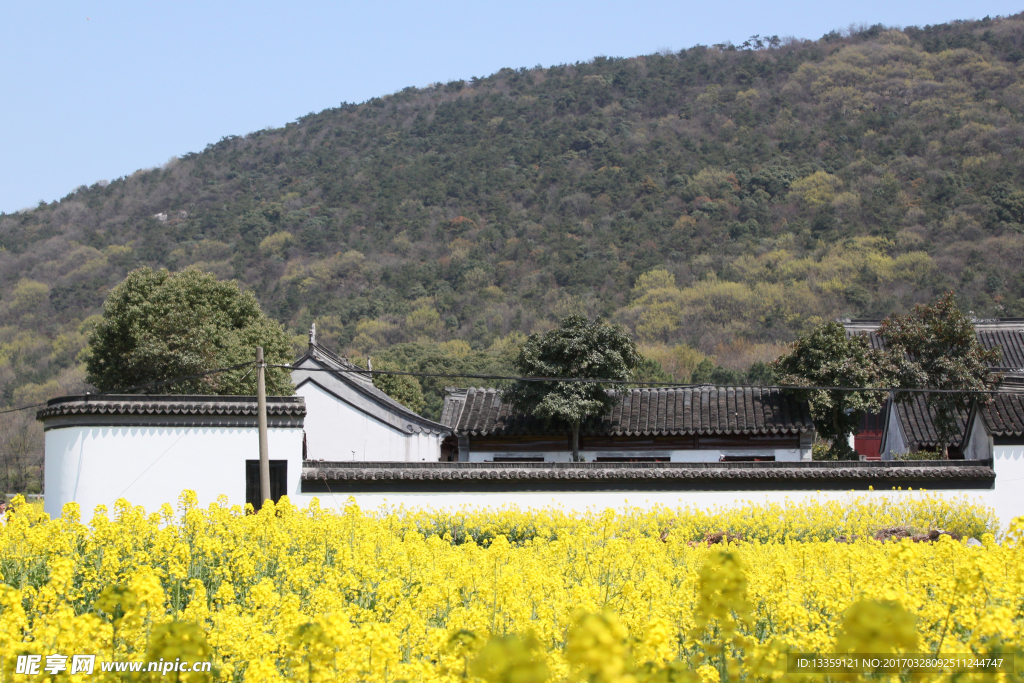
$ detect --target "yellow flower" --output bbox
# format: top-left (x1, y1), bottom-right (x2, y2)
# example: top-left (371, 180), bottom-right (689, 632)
top-left (469, 633), bottom-right (548, 683)
top-left (695, 663), bottom-right (720, 683)
top-left (565, 612), bottom-right (632, 683)
top-left (834, 599), bottom-right (918, 654)
top-left (0, 490), bottom-right (1018, 682)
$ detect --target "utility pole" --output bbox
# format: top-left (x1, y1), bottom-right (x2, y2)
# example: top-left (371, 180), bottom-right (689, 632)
top-left (256, 346), bottom-right (270, 507)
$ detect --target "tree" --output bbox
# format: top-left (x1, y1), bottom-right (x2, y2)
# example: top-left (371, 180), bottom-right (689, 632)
top-left (503, 315), bottom-right (642, 461)
top-left (369, 360), bottom-right (426, 414)
top-left (772, 321), bottom-right (896, 460)
top-left (746, 361), bottom-right (775, 385)
top-left (880, 292), bottom-right (1000, 456)
top-left (0, 410), bottom-right (43, 493)
top-left (630, 356), bottom-right (674, 386)
top-left (85, 267), bottom-right (294, 395)
top-left (690, 359), bottom-right (717, 384)
top-left (690, 359), bottom-right (746, 385)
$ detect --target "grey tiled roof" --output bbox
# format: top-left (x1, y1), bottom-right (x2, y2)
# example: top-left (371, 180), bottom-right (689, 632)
top-left (977, 324), bottom-right (1024, 371)
top-left (304, 343), bottom-right (376, 387)
top-left (893, 394), bottom-right (967, 448)
top-left (301, 460), bottom-right (993, 483)
top-left (977, 393), bottom-right (1024, 437)
top-left (302, 343), bottom-right (429, 418)
top-left (842, 318), bottom-right (1024, 372)
top-left (842, 318), bottom-right (1024, 448)
top-left (442, 386), bottom-right (813, 437)
top-left (892, 390), bottom-right (1024, 448)
top-left (294, 342), bottom-right (450, 433)
top-left (37, 394), bottom-right (306, 420)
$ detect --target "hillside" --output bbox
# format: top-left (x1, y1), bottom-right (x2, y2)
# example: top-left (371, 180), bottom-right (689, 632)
top-left (2, 15), bottom-right (1024, 432)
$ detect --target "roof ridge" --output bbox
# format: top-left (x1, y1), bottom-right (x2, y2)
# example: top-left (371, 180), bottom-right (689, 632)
top-left (38, 395), bottom-right (307, 420)
top-left (440, 385), bottom-right (814, 435)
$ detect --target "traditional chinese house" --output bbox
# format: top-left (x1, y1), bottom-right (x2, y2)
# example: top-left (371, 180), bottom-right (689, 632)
top-left (290, 326), bottom-right (451, 463)
top-left (439, 385), bottom-right (815, 462)
top-left (843, 318), bottom-right (1024, 460)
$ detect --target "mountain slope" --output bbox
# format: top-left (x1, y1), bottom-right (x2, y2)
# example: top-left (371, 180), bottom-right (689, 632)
top-left (2, 14), bottom-right (1024, 422)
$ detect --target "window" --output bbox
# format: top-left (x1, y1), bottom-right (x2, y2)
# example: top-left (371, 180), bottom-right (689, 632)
top-left (594, 456), bottom-right (670, 462)
top-left (698, 434), bottom-right (799, 448)
top-left (473, 436), bottom-right (570, 452)
top-left (582, 435), bottom-right (695, 450)
top-left (245, 460), bottom-right (287, 512)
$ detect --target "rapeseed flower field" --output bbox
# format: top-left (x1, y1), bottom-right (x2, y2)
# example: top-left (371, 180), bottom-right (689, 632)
top-left (0, 492), bottom-right (1021, 682)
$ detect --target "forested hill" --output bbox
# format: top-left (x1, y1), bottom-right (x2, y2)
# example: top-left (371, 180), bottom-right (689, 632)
top-left (3, 14), bottom-right (1024, 418)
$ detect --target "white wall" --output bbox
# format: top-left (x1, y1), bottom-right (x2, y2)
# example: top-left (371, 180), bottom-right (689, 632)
top-left (467, 448), bottom-right (807, 463)
top-left (286, 487), bottom-right (1018, 529)
top-left (963, 420), bottom-right (991, 461)
top-left (297, 382), bottom-right (443, 463)
top-left (44, 426), bottom-right (303, 519)
top-left (43, 425), bottom-right (1022, 533)
top-left (990, 445), bottom-right (1024, 527)
top-left (880, 401), bottom-right (908, 460)
top-left (285, 452), bottom-right (1024, 531)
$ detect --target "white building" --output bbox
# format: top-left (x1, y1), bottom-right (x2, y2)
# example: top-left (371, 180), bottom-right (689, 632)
top-left (37, 328), bottom-right (453, 518)
top-left (37, 328), bottom-right (1024, 529)
top-left (291, 329), bottom-right (450, 463)
top-left (38, 394), bottom-right (306, 519)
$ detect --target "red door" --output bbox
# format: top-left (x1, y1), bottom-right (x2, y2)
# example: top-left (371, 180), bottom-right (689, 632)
top-left (854, 410), bottom-right (885, 460)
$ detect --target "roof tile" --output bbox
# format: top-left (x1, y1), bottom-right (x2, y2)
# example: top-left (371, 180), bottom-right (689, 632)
top-left (38, 395), bottom-right (306, 420)
top-left (441, 386), bottom-right (814, 437)
top-left (979, 393), bottom-right (1024, 437)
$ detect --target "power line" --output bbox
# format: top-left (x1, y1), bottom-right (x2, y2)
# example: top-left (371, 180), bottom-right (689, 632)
top-left (0, 401), bottom-right (50, 417)
top-left (110, 361), bottom-right (256, 395)
top-left (0, 361), bottom-right (257, 417)
top-left (280, 364), bottom-right (1024, 396)
top-left (2, 358), bottom-right (1018, 418)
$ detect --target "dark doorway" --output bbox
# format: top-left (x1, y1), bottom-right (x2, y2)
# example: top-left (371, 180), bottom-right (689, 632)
top-left (440, 435), bottom-right (459, 461)
top-left (245, 460), bottom-right (288, 511)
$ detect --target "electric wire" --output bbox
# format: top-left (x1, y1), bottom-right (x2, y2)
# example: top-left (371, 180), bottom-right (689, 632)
top-left (279, 363), bottom-right (1024, 396)
top-left (0, 361), bottom-right (257, 416)
top-left (2, 357), bottom-right (1021, 419)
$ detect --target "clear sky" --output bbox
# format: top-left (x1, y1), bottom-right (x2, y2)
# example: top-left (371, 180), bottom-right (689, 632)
top-left (1, 1), bottom-right (1020, 215)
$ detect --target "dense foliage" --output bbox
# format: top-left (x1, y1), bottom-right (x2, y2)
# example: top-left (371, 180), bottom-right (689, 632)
top-left (503, 315), bottom-right (641, 460)
top-left (366, 359), bottom-right (426, 414)
top-left (772, 321), bottom-right (896, 459)
top-left (0, 493), bottom-right (1013, 682)
top-left (880, 291), bottom-right (1003, 451)
top-left (85, 268), bottom-right (294, 395)
top-left (775, 294), bottom-right (999, 458)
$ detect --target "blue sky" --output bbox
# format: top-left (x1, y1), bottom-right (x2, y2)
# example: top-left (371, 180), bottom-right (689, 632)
top-left (1, 1), bottom-right (1020, 214)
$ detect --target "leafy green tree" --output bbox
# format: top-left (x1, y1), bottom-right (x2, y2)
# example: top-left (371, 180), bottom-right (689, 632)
top-left (690, 359), bottom-right (716, 384)
top-left (85, 267), bottom-right (294, 395)
top-left (373, 341), bottom-right (513, 419)
top-left (746, 361), bottom-right (775, 385)
top-left (369, 360), bottom-right (426, 414)
top-left (630, 356), bottom-right (674, 386)
top-left (690, 359), bottom-right (746, 385)
top-left (880, 292), bottom-right (1001, 456)
top-left (504, 315), bottom-right (642, 461)
top-left (711, 366), bottom-right (746, 385)
top-left (772, 321), bottom-right (896, 460)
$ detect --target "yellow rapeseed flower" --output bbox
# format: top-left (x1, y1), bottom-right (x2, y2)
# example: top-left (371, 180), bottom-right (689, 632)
top-left (0, 494), bottom-right (1019, 682)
